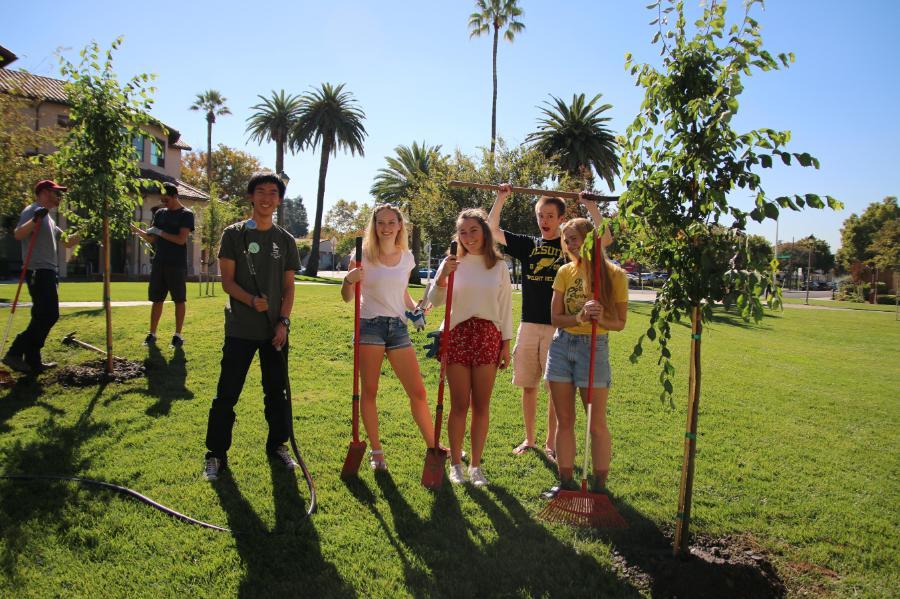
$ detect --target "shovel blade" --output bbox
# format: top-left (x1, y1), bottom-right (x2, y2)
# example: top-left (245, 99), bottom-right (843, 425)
top-left (0, 370), bottom-right (14, 388)
top-left (421, 448), bottom-right (447, 490)
top-left (340, 441), bottom-right (367, 479)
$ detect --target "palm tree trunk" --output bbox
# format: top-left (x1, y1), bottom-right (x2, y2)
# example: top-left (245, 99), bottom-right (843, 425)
top-left (490, 25), bottom-right (499, 157)
top-left (305, 139), bottom-right (332, 277)
top-left (674, 305), bottom-right (702, 556)
top-left (206, 114), bottom-right (213, 192)
top-left (275, 137), bottom-right (285, 227)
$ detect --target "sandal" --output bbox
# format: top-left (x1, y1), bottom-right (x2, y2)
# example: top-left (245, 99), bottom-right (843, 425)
top-left (369, 450), bottom-right (388, 471)
top-left (544, 446), bottom-right (557, 463)
top-left (512, 441), bottom-right (537, 455)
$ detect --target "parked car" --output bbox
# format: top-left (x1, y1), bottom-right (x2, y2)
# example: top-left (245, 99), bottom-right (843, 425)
top-left (418, 268), bottom-right (437, 279)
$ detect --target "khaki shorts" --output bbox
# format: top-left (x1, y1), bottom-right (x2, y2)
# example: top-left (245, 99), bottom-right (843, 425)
top-left (511, 322), bottom-right (557, 388)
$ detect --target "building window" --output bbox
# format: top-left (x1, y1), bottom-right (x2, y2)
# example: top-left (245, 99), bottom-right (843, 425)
top-left (150, 138), bottom-right (165, 168)
top-left (132, 134), bottom-right (145, 162)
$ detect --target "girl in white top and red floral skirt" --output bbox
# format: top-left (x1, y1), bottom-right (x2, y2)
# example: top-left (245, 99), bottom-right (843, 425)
top-left (428, 208), bottom-right (513, 487)
top-left (341, 204), bottom-right (437, 470)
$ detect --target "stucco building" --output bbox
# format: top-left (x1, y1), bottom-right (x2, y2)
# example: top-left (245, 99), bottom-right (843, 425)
top-left (0, 62), bottom-right (209, 279)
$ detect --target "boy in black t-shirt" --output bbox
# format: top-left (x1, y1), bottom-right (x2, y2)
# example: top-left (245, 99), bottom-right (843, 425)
top-left (489, 185), bottom-right (566, 460)
top-left (131, 182), bottom-right (195, 348)
top-left (202, 172), bottom-right (301, 481)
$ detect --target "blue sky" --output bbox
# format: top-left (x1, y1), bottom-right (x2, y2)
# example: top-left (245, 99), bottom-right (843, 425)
top-left (4, 0), bottom-right (899, 251)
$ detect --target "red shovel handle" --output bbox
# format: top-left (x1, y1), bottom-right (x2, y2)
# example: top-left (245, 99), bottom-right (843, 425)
top-left (11, 216), bottom-right (44, 314)
top-left (351, 236), bottom-right (363, 443)
top-left (433, 241), bottom-right (458, 448)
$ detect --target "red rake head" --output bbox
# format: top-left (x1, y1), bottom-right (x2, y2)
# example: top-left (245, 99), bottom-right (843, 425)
top-left (538, 490), bottom-right (627, 529)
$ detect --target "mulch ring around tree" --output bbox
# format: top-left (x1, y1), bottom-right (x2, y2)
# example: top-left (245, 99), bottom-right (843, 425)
top-left (609, 530), bottom-right (787, 598)
top-left (54, 358), bottom-right (145, 387)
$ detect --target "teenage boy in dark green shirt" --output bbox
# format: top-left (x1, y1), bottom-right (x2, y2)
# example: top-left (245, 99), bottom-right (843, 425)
top-left (203, 172), bottom-right (300, 480)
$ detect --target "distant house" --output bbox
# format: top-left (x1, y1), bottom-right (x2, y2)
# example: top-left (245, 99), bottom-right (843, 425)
top-left (0, 66), bottom-right (209, 279)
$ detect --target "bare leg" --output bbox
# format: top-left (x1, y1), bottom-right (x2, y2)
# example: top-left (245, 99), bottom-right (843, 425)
top-left (359, 345), bottom-right (386, 451)
top-left (469, 364), bottom-right (498, 468)
top-left (386, 346), bottom-right (435, 447)
top-left (544, 379), bottom-right (558, 452)
top-left (174, 302), bottom-right (186, 335)
top-left (446, 363), bottom-right (472, 465)
top-left (520, 386), bottom-right (538, 447)
top-left (580, 386), bottom-right (611, 477)
top-left (149, 302), bottom-right (164, 335)
top-left (549, 381), bottom-right (577, 480)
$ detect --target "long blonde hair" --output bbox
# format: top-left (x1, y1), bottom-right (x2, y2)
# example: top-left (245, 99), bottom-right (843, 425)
top-left (560, 218), bottom-right (617, 311)
top-left (362, 204), bottom-right (410, 263)
top-left (455, 208), bottom-right (502, 269)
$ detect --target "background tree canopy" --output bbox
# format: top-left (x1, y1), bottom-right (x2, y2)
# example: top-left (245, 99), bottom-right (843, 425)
top-left (181, 144), bottom-right (261, 204)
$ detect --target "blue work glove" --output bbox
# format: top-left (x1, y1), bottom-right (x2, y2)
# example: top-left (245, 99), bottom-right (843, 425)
top-left (33, 207), bottom-right (49, 221)
top-left (424, 330), bottom-right (441, 359)
top-left (405, 308), bottom-right (427, 332)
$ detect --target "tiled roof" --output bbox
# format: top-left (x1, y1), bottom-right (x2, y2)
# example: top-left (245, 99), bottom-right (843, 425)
top-left (0, 68), bottom-right (68, 103)
top-left (140, 168), bottom-right (209, 202)
top-left (0, 68), bottom-right (193, 151)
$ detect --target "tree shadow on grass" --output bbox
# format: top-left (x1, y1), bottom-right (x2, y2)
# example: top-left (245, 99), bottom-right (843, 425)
top-left (211, 467), bottom-right (354, 598)
top-left (372, 472), bottom-right (639, 598)
top-left (0, 385), bottom-right (109, 584)
top-left (102, 345), bottom-right (193, 417)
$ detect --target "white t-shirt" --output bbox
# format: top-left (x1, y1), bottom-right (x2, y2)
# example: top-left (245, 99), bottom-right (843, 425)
top-left (428, 253), bottom-right (513, 340)
top-left (360, 250), bottom-right (415, 320)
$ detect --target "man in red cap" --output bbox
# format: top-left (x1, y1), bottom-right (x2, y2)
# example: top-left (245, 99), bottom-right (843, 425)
top-left (2, 180), bottom-right (79, 375)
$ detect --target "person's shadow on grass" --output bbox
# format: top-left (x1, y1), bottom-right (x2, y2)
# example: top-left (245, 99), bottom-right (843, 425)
top-left (370, 471), bottom-right (638, 598)
top-left (0, 385), bottom-right (110, 583)
top-left (212, 464), bottom-right (354, 598)
top-left (0, 378), bottom-right (64, 435)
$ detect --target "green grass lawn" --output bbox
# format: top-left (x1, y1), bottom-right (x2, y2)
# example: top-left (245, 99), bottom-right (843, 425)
top-left (0, 281), bottom-right (224, 303)
top-left (781, 296), bottom-right (898, 313)
top-left (0, 287), bottom-right (897, 597)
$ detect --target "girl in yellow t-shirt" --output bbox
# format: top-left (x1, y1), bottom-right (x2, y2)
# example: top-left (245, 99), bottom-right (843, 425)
top-left (542, 217), bottom-right (628, 498)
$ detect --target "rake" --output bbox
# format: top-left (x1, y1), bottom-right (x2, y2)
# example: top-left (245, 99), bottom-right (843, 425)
top-left (538, 231), bottom-right (626, 529)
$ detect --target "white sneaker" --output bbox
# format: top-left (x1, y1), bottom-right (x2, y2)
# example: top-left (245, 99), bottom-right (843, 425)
top-left (468, 466), bottom-right (489, 487)
top-left (449, 463), bottom-right (466, 484)
top-left (204, 455), bottom-right (225, 481)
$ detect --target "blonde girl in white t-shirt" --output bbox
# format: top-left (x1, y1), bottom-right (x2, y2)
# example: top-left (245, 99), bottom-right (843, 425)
top-left (341, 204), bottom-right (437, 470)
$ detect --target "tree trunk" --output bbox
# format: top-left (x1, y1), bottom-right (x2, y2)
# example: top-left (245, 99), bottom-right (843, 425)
top-left (490, 26), bottom-right (499, 157)
top-left (305, 139), bottom-right (332, 277)
top-left (674, 304), bottom-right (703, 557)
top-left (102, 212), bottom-right (113, 374)
top-left (275, 137), bottom-right (285, 227)
top-left (206, 114), bottom-right (213, 192)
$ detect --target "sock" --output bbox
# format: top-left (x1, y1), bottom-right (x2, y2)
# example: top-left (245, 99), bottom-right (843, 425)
top-left (174, 333), bottom-right (183, 340)
top-left (593, 469), bottom-right (608, 489)
top-left (558, 466), bottom-right (574, 483)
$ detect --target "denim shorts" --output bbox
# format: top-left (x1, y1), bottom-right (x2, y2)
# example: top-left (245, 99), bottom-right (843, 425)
top-left (545, 329), bottom-right (611, 389)
top-left (358, 316), bottom-right (412, 350)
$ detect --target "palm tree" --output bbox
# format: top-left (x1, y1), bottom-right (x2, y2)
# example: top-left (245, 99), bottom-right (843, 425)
top-left (246, 90), bottom-right (303, 225)
top-left (526, 93), bottom-right (620, 191)
top-left (189, 90), bottom-right (231, 190)
top-left (371, 142), bottom-right (443, 282)
top-left (468, 0), bottom-right (525, 156)
top-left (292, 83), bottom-right (367, 276)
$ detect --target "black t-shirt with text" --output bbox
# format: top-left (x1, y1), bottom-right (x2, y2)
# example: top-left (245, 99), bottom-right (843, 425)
top-left (151, 207), bottom-right (195, 267)
top-left (218, 221), bottom-right (300, 341)
top-left (502, 230), bottom-right (565, 325)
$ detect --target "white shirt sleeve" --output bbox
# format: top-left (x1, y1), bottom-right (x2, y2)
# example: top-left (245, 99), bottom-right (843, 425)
top-left (498, 264), bottom-right (513, 340)
top-left (427, 257), bottom-right (449, 307)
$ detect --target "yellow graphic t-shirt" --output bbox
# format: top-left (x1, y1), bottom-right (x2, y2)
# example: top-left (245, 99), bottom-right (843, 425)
top-left (552, 262), bottom-right (629, 335)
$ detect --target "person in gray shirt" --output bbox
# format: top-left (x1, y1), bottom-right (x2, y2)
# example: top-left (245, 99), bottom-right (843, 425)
top-left (3, 180), bottom-right (80, 375)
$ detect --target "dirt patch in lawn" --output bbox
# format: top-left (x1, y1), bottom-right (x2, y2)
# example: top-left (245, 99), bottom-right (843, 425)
top-left (609, 528), bottom-right (786, 598)
top-left (55, 358), bottom-right (145, 387)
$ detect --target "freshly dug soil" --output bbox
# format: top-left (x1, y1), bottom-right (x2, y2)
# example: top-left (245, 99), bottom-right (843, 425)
top-left (610, 530), bottom-right (786, 598)
top-left (55, 358), bottom-right (145, 387)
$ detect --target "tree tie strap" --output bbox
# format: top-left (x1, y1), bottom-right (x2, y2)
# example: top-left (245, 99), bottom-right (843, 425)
top-left (691, 333), bottom-right (701, 340)
top-left (676, 511), bottom-right (686, 520)
top-left (684, 431), bottom-right (697, 441)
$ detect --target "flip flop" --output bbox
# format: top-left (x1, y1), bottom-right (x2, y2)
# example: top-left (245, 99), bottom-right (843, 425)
top-left (543, 446), bottom-right (557, 463)
top-left (513, 441), bottom-right (537, 455)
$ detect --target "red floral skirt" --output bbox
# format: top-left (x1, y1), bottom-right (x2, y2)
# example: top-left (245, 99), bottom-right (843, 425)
top-left (445, 317), bottom-right (501, 367)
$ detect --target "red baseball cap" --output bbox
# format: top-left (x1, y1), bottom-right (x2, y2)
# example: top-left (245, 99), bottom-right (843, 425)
top-left (34, 180), bottom-right (67, 193)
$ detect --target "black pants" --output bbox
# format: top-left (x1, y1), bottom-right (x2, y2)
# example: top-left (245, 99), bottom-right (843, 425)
top-left (205, 336), bottom-right (290, 460)
top-left (8, 269), bottom-right (59, 368)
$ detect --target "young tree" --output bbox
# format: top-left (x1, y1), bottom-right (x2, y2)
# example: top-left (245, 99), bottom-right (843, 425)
top-left (54, 38), bottom-right (158, 372)
top-left (292, 83), bottom-right (367, 277)
top-left (468, 0), bottom-right (525, 156)
top-left (189, 89), bottom-right (230, 190)
top-left (194, 187), bottom-right (242, 296)
top-left (619, 0), bottom-right (840, 555)
top-left (181, 144), bottom-right (261, 204)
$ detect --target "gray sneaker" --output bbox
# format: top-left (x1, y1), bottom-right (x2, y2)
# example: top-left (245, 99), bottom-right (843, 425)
top-left (448, 463), bottom-right (466, 484)
top-left (270, 445), bottom-right (298, 470)
top-left (204, 455), bottom-right (225, 481)
top-left (468, 466), bottom-right (489, 487)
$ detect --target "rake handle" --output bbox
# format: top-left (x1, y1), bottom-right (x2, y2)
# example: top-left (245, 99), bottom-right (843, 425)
top-left (582, 231), bottom-right (602, 490)
top-left (351, 237), bottom-right (362, 444)
top-left (448, 180), bottom-right (618, 203)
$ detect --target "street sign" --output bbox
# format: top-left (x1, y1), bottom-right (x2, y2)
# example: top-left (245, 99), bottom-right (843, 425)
top-left (777, 254), bottom-right (791, 260)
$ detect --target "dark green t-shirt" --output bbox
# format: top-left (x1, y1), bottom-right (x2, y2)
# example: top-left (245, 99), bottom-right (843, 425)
top-left (218, 221), bottom-right (300, 341)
